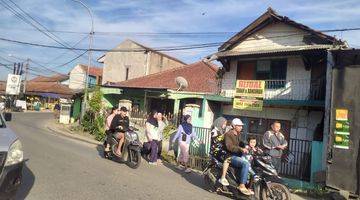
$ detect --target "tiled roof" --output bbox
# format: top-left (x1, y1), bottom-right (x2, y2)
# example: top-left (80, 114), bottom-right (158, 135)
top-left (0, 81), bottom-right (74, 97)
top-left (30, 74), bottom-right (69, 82)
top-left (110, 61), bottom-right (219, 93)
top-left (79, 64), bottom-right (103, 77)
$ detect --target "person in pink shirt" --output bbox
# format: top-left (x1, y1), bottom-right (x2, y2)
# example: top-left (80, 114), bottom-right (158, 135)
top-left (104, 107), bottom-right (118, 152)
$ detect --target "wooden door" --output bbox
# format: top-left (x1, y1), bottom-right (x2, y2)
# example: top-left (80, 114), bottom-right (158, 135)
top-left (237, 61), bottom-right (256, 80)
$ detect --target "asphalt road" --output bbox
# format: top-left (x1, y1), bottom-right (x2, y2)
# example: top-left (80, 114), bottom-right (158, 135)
top-left (8, 112), bottom-right (309, 200)
top-left (9, 112), bottom-right (226, 200)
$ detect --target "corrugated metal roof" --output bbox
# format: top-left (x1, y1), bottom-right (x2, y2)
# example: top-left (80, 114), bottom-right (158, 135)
top-left (214, 45), bottom-right (333, 58)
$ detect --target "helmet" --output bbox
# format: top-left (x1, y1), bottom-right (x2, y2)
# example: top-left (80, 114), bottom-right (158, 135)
top-left (232, 118), bottom-right (244, 126)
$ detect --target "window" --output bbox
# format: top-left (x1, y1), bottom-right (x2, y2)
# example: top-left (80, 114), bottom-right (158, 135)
top-left (256, 59), bottom-right (287, 88)
top-left (125, 67), bottom-right (130, 81)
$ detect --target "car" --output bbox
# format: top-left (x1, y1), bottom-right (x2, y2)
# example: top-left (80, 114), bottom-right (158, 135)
top-left (0, 112), bottom-right (24, 199)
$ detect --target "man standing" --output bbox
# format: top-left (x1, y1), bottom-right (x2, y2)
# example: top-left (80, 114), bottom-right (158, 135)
top-left (110, 106), bottom-right (129, 156)
top-left (263, 121), bottom-right (288, 171)
top-left (224, 118), bottom-right (251, 196)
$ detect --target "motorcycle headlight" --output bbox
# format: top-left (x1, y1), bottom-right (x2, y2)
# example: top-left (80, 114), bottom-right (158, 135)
top-left (130, 132), bottom-right (139, 141)
top-left (5, 140), bottom-right (24, 166)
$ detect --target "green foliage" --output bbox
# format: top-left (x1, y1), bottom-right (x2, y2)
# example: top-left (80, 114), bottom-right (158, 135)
top-left (163, 124), bottom-right (177, 139)
top-left (81, 87), bottom-right (105, 141)
top-left (94, 115), bottom-right (106, 141)
top-left (88, 86), bottom-right (103, 114)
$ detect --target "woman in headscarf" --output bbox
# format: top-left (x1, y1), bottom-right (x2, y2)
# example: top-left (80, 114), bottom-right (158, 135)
top-left (145, 110), bottom-right (159, 165)
top-left (172, 115), bottom-right (202, 173)
top-left (210, 117), bottom-right (231, 186)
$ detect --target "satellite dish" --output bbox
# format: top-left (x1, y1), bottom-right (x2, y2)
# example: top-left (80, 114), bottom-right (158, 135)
top-left (175, 76), bottom-right (188, 91)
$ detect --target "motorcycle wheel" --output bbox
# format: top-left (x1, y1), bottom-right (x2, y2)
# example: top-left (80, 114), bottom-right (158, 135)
top-left (261, 182), bottom-right (291, 200)
top-left (127, 149), bottom-right (141, 169)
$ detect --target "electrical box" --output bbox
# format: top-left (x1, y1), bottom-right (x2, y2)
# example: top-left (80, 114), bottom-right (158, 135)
top-left (59, 103), bottom-right (71, 124)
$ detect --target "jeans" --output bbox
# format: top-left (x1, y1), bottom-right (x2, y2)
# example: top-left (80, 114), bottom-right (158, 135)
top-left (231, 156), bottom-right (250, 184)
top-left (149, 140), bottom-right (159, 162)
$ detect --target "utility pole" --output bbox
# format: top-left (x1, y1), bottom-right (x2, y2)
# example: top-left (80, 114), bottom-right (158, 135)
top-left (23, 59), bottom-right (29, 95)
top-left (72, 0), bottom-right (94, 120)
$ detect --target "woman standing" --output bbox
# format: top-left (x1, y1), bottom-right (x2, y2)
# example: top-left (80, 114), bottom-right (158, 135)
top-left (145, 111), bottom-right (160, 165)
top-left (156, 112), bottom-right (167, 163)
top-left (172, 115), bottom-right (201, 173)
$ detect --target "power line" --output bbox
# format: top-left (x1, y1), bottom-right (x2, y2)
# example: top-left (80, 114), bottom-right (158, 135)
top-left (2, 27), bottom-right (360, 36)
top-left (0, 27), bottom-right (359, 52)
top-left (45, 34), bottom-right (89, 66)
top-left (0, 0), bottom-right (94, 63)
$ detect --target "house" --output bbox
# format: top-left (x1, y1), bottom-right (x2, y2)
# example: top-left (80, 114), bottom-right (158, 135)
top-left (98, 39), bottom-right (186, 84)
top-left (102, 61), bottom-right (222, 128)
top-left (30, 74), bottom-right (69, 85)
top-left (208, 8), bottom-right (346, 187)
top-left (68, 64), bottom-right (103, 90)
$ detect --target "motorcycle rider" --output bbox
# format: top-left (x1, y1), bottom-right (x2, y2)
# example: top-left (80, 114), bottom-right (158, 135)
top-left (104, 106), bottom-right (118, 152)
top-left (209, 117), bottom-right (230, 186)
top-left (110, 106), bottom-right (130, 156)
top-left (223, 118), bottom-right (251, 196)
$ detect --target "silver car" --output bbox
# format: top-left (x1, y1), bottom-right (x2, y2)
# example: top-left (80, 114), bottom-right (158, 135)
top-left (0, 113), bottom-right (24, 199)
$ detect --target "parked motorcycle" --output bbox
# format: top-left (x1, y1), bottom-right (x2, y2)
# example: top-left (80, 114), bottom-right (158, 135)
top-left (203, 154), bottom-right (291, 200)
top-left (103, 126), bottom-right (142, 169)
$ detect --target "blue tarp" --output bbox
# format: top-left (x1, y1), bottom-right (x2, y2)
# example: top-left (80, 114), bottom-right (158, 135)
top-left (38, 93), bottom-right (61, 99)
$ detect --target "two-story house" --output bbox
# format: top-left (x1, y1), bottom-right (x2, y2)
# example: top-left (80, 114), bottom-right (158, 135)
top-left (98, 39), bottom-right (186, 84)
top-left (209, 8), bottom-right (346, 185)
top-left (68, 64), bottom-right (103, 90)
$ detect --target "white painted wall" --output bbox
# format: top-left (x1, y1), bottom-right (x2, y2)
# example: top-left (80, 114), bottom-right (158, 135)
top-left (221, 56), bottom-right (312, 100)
top-left (233, 22), bottom-right (307, 52)
top-left (203, 100), bottom-right (214, 129)
top-left (69, 65), bottom-right (86, 90)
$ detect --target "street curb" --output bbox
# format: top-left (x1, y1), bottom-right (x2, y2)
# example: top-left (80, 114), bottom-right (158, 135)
top-left (46, 126), bottom-right (102, 146)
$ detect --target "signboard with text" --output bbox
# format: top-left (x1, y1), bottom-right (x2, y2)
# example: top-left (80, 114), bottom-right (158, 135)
top-left (5, 74), bottom-right (21, 95)
top-left (233, 80), bottom-right (265, 111)
top-left (233, 98), bottom-right (263, 111)
top-left (334, 109), bottom-right (350, 149)
top-left (235, 80), bottom-right (265, 98)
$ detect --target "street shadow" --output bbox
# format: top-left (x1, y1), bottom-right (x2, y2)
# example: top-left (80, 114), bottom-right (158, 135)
top-left (15, 164), bottom-right (35, 200)
top-left (162, 161), bottom-right (208, 192)
top-left (96, 145), bottom-right (105, 158)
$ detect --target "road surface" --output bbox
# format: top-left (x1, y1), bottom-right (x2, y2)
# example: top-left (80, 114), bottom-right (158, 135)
top-left (8, 112), bottom-right (308, 199)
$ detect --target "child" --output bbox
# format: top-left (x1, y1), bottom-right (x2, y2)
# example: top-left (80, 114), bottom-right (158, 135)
top-left (245, 136), bottom-right (263, 176)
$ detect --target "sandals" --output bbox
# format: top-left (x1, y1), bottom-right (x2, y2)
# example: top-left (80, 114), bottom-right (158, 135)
top-left (237, 187), bottom-right (252, 196)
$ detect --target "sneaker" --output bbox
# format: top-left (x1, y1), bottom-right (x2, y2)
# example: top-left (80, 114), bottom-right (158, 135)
top-left (148, 162), bottom-right (157, 166)
top-left (218, 178), bottom-right (230, 186)
top-left (184, 168), bottom-right (192, 173)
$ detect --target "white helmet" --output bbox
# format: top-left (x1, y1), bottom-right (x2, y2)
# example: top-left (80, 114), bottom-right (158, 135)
top-left (232, 118), bottom-right (244, 126)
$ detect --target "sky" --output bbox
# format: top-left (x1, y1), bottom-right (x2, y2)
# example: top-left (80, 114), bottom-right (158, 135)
top-left (1, 0), bottom-right (360, 80)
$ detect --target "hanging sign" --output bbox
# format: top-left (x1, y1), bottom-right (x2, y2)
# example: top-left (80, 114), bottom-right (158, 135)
top-left (235, 80), bottom-right (265, 98)
top-left (233, 98), bottom-right (263, 111)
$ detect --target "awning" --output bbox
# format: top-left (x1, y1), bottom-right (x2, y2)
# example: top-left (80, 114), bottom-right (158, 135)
top-left (37, 93), bottom-right (61, 99)
top-left (210, 45), bottom-right (334, 60)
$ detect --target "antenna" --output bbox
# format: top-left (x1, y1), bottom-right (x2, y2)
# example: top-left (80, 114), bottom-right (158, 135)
top-left (175, 76), bottom-right (188, 91)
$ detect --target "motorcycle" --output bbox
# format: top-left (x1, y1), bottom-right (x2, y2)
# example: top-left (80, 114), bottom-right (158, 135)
top-left (103, 126), bottom-right (142, 169)
top-left (203, 153), bottom-right (291, 200)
